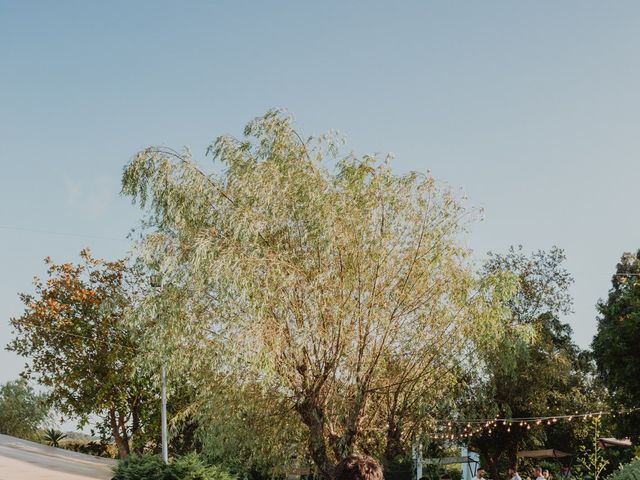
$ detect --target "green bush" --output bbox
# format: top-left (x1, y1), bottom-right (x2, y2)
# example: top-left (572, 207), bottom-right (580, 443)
top-left (111, 453), bottom-right (236, 480)
top-left (172, 453), bottom-right (237, 480)
top-left (112, 454), bottom-right (167, 480)
top-left (606, 458), bottom-right (640, 480)
top-left (61, 439), bottom-right (115, 458)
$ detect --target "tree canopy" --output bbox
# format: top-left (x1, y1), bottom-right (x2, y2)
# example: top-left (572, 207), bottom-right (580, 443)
top-left (0, 379), bottom-right (49, 439)
top-left (592, 250), bottom-right (640, 442)
top-left (7, 250), bottom-right (154, 458)
top-left (122, 110), bottom-right (516, 478)
top-left (466, 246), bottom-right (598, 479)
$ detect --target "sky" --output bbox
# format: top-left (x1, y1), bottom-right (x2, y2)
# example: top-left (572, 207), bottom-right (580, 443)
top-left (1, 1), bottom-right (639, 406)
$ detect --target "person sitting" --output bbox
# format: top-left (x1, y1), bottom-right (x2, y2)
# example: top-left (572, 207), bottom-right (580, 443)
top-left (533, 466), bottom-right (545, 480)
top-left (508, 466), bottom-right (522, 480)
top-left (560, 466), bottom-right (572, 479)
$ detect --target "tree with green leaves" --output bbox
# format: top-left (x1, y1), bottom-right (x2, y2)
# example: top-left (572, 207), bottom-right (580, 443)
top-left (121, 110), bottom-right (516, 478)
top-left (0, 379), bottom-right (49, 439)
top-left (466, 246), bottom-right (598, 480)
top-left (592, 250), bottom-right (640, 443)
top-left (7, 250), bottom-right (154, 458)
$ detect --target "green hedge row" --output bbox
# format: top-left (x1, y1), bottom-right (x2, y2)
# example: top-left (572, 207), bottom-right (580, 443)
top-left (112, 453), bottom-right (236, 480)
top-left (607, 458), bottom-right (640, 480)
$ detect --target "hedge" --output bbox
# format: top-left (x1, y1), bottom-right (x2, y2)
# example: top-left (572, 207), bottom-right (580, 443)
top-left (607, 458), bottom-right (640, 480)
top-left (111, 453), bottom-right (236, 480)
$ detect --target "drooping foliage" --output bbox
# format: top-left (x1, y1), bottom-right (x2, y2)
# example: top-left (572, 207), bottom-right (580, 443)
top-left (122, 110), bottom-right (516, 478)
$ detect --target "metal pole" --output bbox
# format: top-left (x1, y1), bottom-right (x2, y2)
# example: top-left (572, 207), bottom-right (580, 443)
top-left (161, 364), bottom-right (168, 464)
top-left (413, 444), bottom-right (423, 480)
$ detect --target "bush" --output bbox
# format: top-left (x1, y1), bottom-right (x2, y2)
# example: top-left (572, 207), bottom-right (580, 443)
top-left (606, 458), bottom-right (640, 480)
top-left (60, 439), bottom-right (116, 458)
top-left (111, 453), bottom-right (236, 480)
top-left (173, 453), bottom-right (237, 480)
top-left (112, 454), bottom-right (167, 480)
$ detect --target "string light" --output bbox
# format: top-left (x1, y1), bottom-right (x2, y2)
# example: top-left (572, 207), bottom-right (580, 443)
top-left (427, 407), bottom-right (640, 442)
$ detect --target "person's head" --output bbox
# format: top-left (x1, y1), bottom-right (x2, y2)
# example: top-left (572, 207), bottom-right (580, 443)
top-left (335, 455), bottom-right (384, 480)
top-left (533, 466), bottom-right (543, 477)
top-left (477, 468), bottom-right (486, 478)
top-left (508, 467), bottom-right (518, 476)
top-left (543, 469), bottom-right (550, 479)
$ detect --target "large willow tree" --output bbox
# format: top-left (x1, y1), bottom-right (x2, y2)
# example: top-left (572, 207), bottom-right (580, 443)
top-left (122, 111), bottom-right (513, 478)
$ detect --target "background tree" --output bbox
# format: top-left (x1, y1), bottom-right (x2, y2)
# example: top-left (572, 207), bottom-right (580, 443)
top-left (466, 247), bottom-right (598, 480)
top-left (592, 250), bottom-right (640, 443)
top-left (7, 250), bottom-right (154, 458)
top-left (122, 110), bottom-right (516, 478)
top-left (0, 379), bottom-right (49, 439)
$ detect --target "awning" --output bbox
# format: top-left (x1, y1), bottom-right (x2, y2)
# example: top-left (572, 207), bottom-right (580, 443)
top-left (599, 438), bottom-right (633, 449)
top-left (517, 449), bottom-right (572, 459)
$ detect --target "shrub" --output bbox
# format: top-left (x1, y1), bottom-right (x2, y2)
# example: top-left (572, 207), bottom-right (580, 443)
top-left (42, 428), bottom-right (67, 447)
top-left (60, 439), bottom-right (116, 458)
top-left (112, 454), bottom-right (167, 480)
top-left (111, 453), bottom-right (236, 480)
top-left (606, 458), bottom-right (640, 480)
top-left (172, 453), bottom-right (238, 480)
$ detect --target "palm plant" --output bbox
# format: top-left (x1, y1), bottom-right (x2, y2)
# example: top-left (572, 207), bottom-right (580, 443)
top-left (42, 428), bottom-right (67, 447)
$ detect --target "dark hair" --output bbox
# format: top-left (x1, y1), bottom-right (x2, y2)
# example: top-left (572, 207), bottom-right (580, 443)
top-left (509, 467), bottom-right (517, 472)
top-left (534, 466), bottom-right (542, 471)
top-left (335, 455), bottom-right (384, 480)
top-left (441, 475), bottom-right (453, 480)
top-left (478, 468), bottom-right (486, 473)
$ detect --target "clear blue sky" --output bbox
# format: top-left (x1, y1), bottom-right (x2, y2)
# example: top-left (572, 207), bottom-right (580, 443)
top-left (2, 1), bottom-right (640, 388)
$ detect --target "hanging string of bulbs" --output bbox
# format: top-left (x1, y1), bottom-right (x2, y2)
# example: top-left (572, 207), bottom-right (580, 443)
top-left (429, 407), bottom-right (640, 441)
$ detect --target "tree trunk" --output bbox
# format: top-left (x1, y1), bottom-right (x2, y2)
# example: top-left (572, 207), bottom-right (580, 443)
top-left (117, 411), bottom-right (130, 454)
top-left (296, 399), bottom-right (334, 480)
top-left (383, 418), bottom-right (404, 466)
top-left (485, 450), bottom-right (500, 480)
top-left (338, 388), bottom-right (367, 459)
top-left (109, 408), bottom-right (130, 459)
top-left (131, 398), bottom-right (143, 455)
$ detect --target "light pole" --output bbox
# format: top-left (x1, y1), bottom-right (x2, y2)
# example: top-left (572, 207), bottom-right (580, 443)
top-left (161, 363), bottom-right (168, 464)
top-left (151, 274), bottom-right (169, 464)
